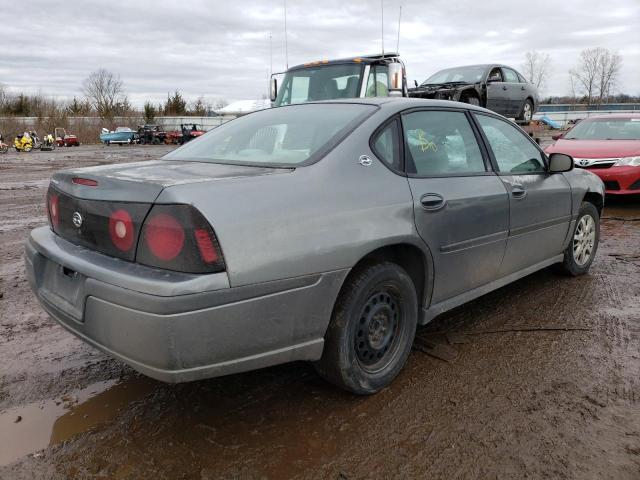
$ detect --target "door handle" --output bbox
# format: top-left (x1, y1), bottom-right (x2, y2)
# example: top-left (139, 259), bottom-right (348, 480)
top-left (511, 185), bottom-right (527, 199)
top-left (521, 86), bottom-right (525, 91)
top-left (420, 193), bottom-right (446, 211)
top-left (502, 86), bottom-right (508, 90)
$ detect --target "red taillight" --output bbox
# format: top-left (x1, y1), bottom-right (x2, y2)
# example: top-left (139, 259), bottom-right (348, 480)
top-left (136, 205), bottom-right (225, 273)
top-left (72, 177), bottom-right (98, 187)
top-left (48, 193), bottom-right (60, 228)
top-left (108, 209), bottom-right (135, 251)
top-left (194, 228), bottom-right (219, 263)
top-left (144, 213), bottom-right (185, 261)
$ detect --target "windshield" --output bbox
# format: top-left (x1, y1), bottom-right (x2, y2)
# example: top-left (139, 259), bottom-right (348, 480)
top-left (422, 66), bottom-right (487, 85)
top-left (565, 118), bottom-right (640, 140)
top-left (164, 103), bottom-right (376, 167)
top-left (274, 64), bottom-right (363, 106)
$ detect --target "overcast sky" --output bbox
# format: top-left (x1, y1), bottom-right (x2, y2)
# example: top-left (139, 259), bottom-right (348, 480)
top-left (1, 0), bottom-right (638, 106)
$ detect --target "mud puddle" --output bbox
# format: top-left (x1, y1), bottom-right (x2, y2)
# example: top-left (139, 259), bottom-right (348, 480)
top-left (0, 375), bottom-right (156, 466)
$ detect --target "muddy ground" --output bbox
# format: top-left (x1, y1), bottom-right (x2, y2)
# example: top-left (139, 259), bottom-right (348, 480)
top-left (0, 144), bottom-right (639, 479)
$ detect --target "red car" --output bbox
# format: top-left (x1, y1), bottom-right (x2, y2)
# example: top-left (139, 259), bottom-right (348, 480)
top-left (545, 114), bottom-right (640, 195)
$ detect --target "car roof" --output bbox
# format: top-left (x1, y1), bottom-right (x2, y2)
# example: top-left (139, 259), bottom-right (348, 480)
top-left (302, 96), bottom-right (489, 113)
top-left (287, 53), bottom-right (400, 71)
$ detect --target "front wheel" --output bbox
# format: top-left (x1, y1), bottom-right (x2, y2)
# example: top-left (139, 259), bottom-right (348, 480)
top-left (315, 262), bottom-right (418, 395)
top-left (557, 202), bottom-right (600, 276)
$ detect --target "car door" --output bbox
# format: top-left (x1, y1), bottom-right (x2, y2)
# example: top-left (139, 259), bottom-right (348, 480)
top-left (502, 67), bottom-right (527, 116)
top-left (473, 113), bottom-right (573, 276)
top-left (485, 66), bottom-right (510, 115)
top-left (400, 108), bottom-right (509, 303)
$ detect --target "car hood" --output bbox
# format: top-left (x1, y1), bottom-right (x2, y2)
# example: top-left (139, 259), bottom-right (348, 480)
top-left (51, 160), bottom-right (292, 203)
top-left (545, 139), bottom-right (640, 158)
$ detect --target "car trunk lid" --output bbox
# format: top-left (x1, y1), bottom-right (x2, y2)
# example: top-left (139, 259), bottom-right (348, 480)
top-left (48, 160), bottom-right (292, 262)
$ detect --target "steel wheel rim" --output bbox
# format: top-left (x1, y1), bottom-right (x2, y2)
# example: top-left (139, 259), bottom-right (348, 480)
top-left (355, 288), bottom-right (402, 372)
top-left (573, 214), bottom-right (595, 266)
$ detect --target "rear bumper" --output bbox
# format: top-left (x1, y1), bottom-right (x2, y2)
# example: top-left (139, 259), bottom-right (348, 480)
top-left (589, 166), bottom-right (640, 195)
top-left (25, 227), bottom-right (347, 382)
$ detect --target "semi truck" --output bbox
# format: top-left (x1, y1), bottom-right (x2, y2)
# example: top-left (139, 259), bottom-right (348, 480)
top-left (270, 53), bottom-right (407, 106)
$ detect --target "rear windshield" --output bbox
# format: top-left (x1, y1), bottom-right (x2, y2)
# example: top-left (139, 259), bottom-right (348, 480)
top-left (164, 103), bottom-right (375, 167)
top-left (565, 118), bottom-right (640, 140)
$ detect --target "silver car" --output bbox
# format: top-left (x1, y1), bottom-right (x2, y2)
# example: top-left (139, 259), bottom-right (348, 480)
top-left (25, 98), bottom-right (604, 394)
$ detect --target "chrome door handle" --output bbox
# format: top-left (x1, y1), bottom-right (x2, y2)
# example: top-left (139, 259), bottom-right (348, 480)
top-left (420, 193), bottom-right (446, 211)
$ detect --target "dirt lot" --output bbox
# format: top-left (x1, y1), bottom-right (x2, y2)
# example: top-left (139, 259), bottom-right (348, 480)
top-left (0, 144), bottom-right (639, 479)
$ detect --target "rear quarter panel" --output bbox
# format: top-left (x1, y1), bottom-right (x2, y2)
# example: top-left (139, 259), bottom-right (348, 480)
top-left (157, 116), bottom-right (421, 287)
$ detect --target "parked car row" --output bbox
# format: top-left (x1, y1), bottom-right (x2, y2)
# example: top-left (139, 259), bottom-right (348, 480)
top-left (99, 124), bottom-right (207, 145)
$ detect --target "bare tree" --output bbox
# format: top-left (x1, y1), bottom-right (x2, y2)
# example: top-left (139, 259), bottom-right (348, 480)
top-left (521, 51), bottom-right (551, 91)
top-left (82, 69), bottom-right (125, 119)
top-left (596, 49), bottom-right (622, 104)
top-left (0, 83), bottom-right (7, 112)
top-left (570, 48), bottom-right (622, 105)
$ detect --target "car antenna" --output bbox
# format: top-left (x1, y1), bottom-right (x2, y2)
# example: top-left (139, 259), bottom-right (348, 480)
top-left (380, 0), bottom-right (384, 54)
top-left (396, 5), bottom-right (402, 53)
top-left (284, 0), bottom-right (289, 69)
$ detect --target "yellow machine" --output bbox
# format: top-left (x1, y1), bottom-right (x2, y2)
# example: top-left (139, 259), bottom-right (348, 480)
top-left (14, 133), bottom-right (33, 152)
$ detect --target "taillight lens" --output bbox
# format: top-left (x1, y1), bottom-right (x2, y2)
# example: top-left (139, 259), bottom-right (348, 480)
top-left (144, 213), bottom-right (185, 261)
top-left (136, 205), bottom-right (225, 274)
top-left (47, 190), bottom-right (60, 228)
top-left (108, 209), bottom-right (135, 252)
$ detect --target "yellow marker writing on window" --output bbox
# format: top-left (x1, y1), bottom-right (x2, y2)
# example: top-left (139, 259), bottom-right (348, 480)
top-left (416, 129), bottom-right (437, 153)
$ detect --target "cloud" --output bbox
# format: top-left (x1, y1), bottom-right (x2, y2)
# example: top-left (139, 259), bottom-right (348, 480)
top-left (1, 0), bottom-right (638, 103)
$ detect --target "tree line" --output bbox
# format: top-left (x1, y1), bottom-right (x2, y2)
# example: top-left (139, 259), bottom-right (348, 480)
top-left (520, 47), bottom-right (631, 105)
top-left (0, 69), bottom-right (228, 122)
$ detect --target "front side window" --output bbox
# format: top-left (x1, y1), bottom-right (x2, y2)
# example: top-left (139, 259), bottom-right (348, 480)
top-left (488, 67), bottom-right (503, 82)
top-left (475, 114), bottom-right (545, 173)
top-left (365, 65), bottom-right (389, 97)
top-left (372, 119), bottom-right (401, 170)
top-left (401, 111), bottom-right (486, 176)
top-left (164, 103), bottom-right (375, 166)
top-left (274, 64), bottom-right (362, 106)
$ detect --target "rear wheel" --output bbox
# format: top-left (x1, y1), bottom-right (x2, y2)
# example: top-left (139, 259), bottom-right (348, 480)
top-left (518, 99), bottom-right (533, 122)
top-left (557, 202), bottom-right (599, 276)
top-left (315, 262), bottom-right (418, 395)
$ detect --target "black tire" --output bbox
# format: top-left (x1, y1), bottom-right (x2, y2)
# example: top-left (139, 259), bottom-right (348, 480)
top-left (315, 262), bottom-right (418, 395)
top-left (556, 202), bottom-right (600, 276)
top-left (465, 95), bottom-right (481, 106)
top-left (518, 99), bottom-right (534, 122)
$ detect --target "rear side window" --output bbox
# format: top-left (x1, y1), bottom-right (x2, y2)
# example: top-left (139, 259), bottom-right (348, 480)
top-left (475, 114), bottom-right (545, 173)
top-left (372, 119), bottom-right (401, 170)
top-left (401, 111), bottom-right (486, 176)
top-left (503, 68), bottom-right (520, 83)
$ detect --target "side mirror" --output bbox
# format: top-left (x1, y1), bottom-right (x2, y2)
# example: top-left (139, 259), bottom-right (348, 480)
top-left (548, 153), bottom-right (574, 173)
top-left (551, 133), bottom-right (563, 141)
top-left (388, 63), bottom-right (403, 94)
top-left (487, 77), bottom-right (499, 83)
top-left (270, 77), bottom-right (278, 102)
top-left (414, 79), bottom-right (418, 88)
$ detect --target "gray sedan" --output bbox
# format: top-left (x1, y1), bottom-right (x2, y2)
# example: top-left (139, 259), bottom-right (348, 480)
top-left (25, 98), bottom-right (604, 394)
